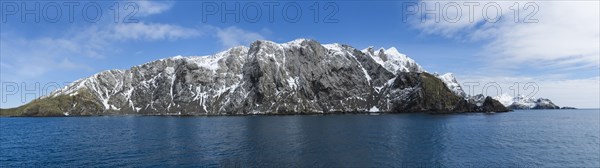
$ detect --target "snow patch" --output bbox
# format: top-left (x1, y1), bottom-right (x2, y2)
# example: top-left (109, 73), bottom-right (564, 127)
top-left (363, 47), bottom-right (425, 74)
top-left (287, 77), bottom-right (297, 89)
top-left (369, 106), bottom-right (380, 112)
top-left (494, 93), bottom-right (515, 107)
top-left (436, 73), bottom-right (467, 97)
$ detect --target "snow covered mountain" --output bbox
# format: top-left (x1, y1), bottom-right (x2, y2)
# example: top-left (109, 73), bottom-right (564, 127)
top-left (435, 73), bottom-right (467, 97)
top-left (360, 47), bottom-right (466, 98)
top-left (361, 47), bottom-right (425, 73)
top-left (492, 94), bottom-right (560, 110)
top-left (1, 39), bottom-right (508, 116)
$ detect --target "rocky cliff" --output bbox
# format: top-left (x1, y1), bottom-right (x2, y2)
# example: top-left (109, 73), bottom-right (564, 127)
top-left (1, 39), bottom-right (509, 116)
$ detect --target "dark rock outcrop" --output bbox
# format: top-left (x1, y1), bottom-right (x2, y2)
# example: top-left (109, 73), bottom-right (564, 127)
top-left (479, 97), bottom-right (510, 112)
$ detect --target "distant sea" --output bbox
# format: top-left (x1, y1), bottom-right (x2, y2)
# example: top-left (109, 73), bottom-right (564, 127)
top-left (1, 109), bottom-right (599, 167)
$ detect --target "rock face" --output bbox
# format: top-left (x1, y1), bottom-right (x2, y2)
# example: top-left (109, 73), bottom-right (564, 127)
top-left (435, 73), bottom-right (467, 97)
top-left (493, 94), bottom-right (560, 110)
top-left (2, 39), bottom-right (509, 116)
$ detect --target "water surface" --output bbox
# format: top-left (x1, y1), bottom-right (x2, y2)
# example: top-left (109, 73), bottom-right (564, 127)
top-left (1, 109), bottom-right (599, 167)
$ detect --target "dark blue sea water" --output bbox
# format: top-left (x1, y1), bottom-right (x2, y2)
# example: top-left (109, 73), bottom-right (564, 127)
top-left (1, 109), bottom-right (599, 167)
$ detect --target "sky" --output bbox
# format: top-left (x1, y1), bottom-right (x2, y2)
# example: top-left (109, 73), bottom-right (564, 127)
top-left (1, 0), bottom-right (599, 108)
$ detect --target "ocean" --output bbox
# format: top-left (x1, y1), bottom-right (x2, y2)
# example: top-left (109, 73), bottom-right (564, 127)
top-left (1, 109), bottom-right (599, 167)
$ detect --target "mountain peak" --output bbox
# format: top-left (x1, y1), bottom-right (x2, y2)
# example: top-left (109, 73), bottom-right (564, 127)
top-left (285, 38), bottom-right (311, 45)
top-left (363, 46), bottom-right (425, 74)
top-left (436, 73), bottom-right (467, 97)
top-left (384, 47), bottom-right (402, 57)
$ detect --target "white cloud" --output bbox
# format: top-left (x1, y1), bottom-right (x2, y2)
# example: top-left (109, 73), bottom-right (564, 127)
top-left (0, 0), bottom-right (259, 81)
top-left (412, 1), bottom-right (515, 39)
top-left (412, 1), bottom-right (600, 70)
top-left (135, 1), bottom-right (174, 16)
top-left (214, 26), bottom-right (265, 48)
top-left (0, 37), bottom-right (93, 79)
top-left (411, 1), bottom-right (599, 108)
top-left (0, 24), bottom-right (267, 81)
top-left (109, 22), bottom-right (202, 41)
top-left (0, 22), bottom-right (202, 80)
top-left (486, 2), bottom-right (599, 69)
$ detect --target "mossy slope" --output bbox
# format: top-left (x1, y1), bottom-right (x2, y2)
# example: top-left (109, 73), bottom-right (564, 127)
top-left (0, 89), bottom-right (103, 116)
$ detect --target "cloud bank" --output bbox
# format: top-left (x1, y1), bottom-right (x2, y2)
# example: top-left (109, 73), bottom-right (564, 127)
top-left (411, 1), bottom-right (599, 70)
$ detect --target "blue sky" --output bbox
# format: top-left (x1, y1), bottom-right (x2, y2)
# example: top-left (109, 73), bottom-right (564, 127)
top-left (1, 1), bottom-right (599, 108)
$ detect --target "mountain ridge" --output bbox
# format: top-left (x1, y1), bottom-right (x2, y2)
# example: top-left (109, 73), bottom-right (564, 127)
top-left (1, 39), bottom-right (509, 116)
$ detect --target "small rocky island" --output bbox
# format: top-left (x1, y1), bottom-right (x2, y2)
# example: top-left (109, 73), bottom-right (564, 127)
top-left (1, 39), bottom-right (508, 116)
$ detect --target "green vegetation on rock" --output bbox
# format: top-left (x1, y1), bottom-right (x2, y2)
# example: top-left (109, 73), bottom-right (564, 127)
top-left (0, 89), bottom-right (103, 116)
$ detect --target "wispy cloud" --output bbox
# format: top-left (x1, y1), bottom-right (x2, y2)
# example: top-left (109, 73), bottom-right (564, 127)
top-left (0, 22), bottom-right (203, 79)
top-left (0, 40), bottom-right (94, 79)
top-left (1, 0), bottom-right (183, 72)
top-left (1, 23), bottom-right (266, 80)
top-left (135, 0), bottom-right (174, 16)
top-left (411, 1), bottom-right (600, 71)
top-left (0, 0), bottom-right (269, 81)
top-left (213, 26), bottom-right (266, 48)
top-left (409, 1), bottom-right (599, 107)
top-left (109, 22), bottom-right (202, 41)
top-left (1, 36), bottom-right (91, 79)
